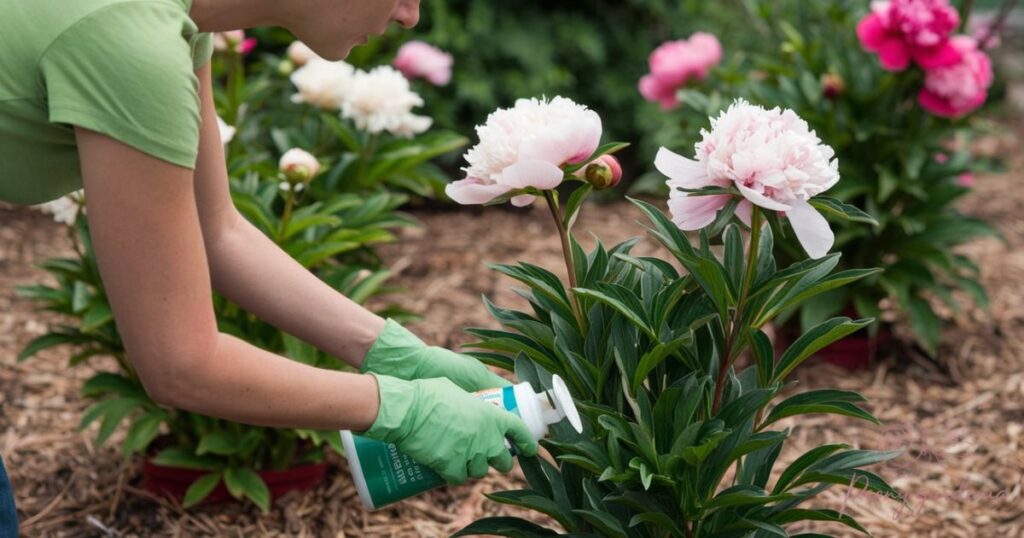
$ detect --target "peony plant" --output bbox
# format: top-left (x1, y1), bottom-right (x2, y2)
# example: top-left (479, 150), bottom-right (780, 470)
top-left (18, 143), bottom-right (417, 511)
top-left (450, 97), bottom-right (900, 536)
top-left (646, 0), bottom-right (1006, 357)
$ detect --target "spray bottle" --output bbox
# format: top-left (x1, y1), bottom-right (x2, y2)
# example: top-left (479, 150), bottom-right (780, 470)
top-left (341, 374), bottom-right (582, 510)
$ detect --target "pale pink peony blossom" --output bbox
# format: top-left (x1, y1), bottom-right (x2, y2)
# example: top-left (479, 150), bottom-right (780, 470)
top-left (340, 66), bottom-right (433, 137)
top-left (447, 97), bottom-right (603, 207)
top-left (288, 41), bottom-right (320, 66)
top-left (857, 0), bottom-right (962, 71)
top-left (290, 59), bottom-right (355, 110)
top-left (216, 115), bottom-right (236, 145)
top-left (279, 148), bottom-right (321, 182)
top-left (656, 99), bottom-right (840, 259)
top-left (639, 33), bottom-right (723, 110)
top-left (918, 36), bottom-right (993, 118)
top-left (393, 41), bottom-right (454, 86)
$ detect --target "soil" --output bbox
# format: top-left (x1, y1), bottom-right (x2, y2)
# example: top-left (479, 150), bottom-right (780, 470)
top-left (2, 126), bottom-right (1022, 537)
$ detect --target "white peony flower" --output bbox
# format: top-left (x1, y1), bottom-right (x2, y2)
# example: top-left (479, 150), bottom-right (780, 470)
top-left (447, 96), bottom-right (603, 207)
top-left (34, 190), bottom-right (85, 225)
top-left (216, 115), bottom-right (236, 145)
top-left (290, 58), bottom-right (355, 110)
top-left (340, 66), bottom-right (432, 137)
top-left (656, 99), bottom-right (840, 258)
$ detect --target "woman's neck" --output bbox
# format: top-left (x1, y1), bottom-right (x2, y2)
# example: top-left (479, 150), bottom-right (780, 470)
top-left (189, 0), bottom-right (285, 32)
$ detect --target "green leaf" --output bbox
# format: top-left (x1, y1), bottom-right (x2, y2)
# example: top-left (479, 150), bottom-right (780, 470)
top-left (723, 224), bottom-right (745, 290)
top-left (82, 373), bottom-right (145, 399)
top-left (629, 512), bottom-right (685, 537)
top-left (774, 318), bottom-right (872, 382)
top-left (183, 471), bottom-right (223, 508)
top-left (574, 284), bottom-right (655, 339)
top-left (762, 390), bottom-right (879, 427)
top-left (563, 183), bottom-right (593, 230)
top-left (452, 517), bottom-right (559, 537)
top-left (572, 509), bottom-right (627, 538)
top-left (630, 335), bottom-right (691, 396)
top-left (122, 413), bottom-right (163, 454)
top-left (79, 398), bottom-right (142, 446)
top-left (17, 333), bottom-right (73, 361)
top-left (770, 508), bottom-right (868, 534)
top-left (485, 490), bottom-right (576, 530)
top-left (704, 486), bottom-right (793, 510)
top-left (151, 447), bottom-right (221, 471)
top-left (809, 197), bottom-right (878, 226)
top-left (772, 444), bottom-right (850, 494)
top-left (81, 302), bottom-right (114, 333)
top-left (71, 281), bottom-right (91, 313)
top-left (224, 467), bottom-right (271, 513)
top-left (908, 296), bottom-right (941, 356)
top-left (749, 329), bottom-right (774, 386)
top-left (197, 431), bottom-right (241, 456)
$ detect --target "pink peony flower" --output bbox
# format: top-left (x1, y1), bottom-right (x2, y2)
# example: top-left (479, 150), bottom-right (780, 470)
top-left (279, 148), bottom-right (321, 182)
top-left (918, 36), bottom-right (992, 118)
top-left (393, 41), bottom-right (454, 86)
top-left (656, 99), bottom-right (840, 259)
top-left (857, 0), bottom-right (961, 71)
top-left (447, 97), bottom-right (603, 207)
top-left (639, 33), bottom-right (723, 110)
top-left (957, 172), bottom-right (974, 187)
top-left (213, 31), bottom-right (255, 55)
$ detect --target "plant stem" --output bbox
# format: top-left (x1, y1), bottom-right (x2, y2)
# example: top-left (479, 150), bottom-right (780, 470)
top-left (278, 189), bottom-right (296, 244)
top-left (711, 209), bottom-right (763, 415)
top-left (354, 133), bottom-right (379, 189)
top-left (979, 0), bottom-right (1019, 49)
top-left (544, 190), bottom-right (584, 330)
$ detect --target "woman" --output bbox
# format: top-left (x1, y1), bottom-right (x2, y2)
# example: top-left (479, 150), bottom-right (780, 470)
top-left (0, 0), bottom-right (537, 529)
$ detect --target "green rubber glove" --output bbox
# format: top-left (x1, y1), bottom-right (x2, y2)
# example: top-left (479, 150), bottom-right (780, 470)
top-left (360, 318), bottom-right (509, 392)
top-left (363, 374), bottom-right (539, 484)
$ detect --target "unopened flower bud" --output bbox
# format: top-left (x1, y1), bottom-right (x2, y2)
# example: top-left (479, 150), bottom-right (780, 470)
top-left (821, 73), bottom-right (845, 100)
top-left (279, 148), bottom-right (321, 183)
top-left (579, 155), bottom-right (623, 189)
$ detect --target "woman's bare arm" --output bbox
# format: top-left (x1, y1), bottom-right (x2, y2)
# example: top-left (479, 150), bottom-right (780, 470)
top-left (190, 64), bottom-right (386, 367)
top-left (74, 71), bottom-right (379, 431)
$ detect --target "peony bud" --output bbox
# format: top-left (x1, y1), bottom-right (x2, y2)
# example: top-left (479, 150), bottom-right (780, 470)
top-left (821, 73), bottom-right (845, 100)
top-left (579, 155), bottom-right (623, 189)
top-left (279, 149), bottom-right (321, 183)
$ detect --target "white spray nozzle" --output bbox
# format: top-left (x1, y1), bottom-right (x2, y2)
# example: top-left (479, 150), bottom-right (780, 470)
top-left (541, 375), bottom-right (583, 433)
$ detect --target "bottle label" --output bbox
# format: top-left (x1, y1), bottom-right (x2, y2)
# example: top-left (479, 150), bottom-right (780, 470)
top-left (351, 385), bottom-right (521, 509)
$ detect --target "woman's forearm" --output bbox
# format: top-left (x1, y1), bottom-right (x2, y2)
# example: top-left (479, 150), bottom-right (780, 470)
top-left (205, 213), bottom-right (386, 368)
top-left (164, 331), bottom-right (380, 431)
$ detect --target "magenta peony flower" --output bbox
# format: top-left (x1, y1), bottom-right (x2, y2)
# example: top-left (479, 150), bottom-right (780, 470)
top-left (918, 36), bottom-right (992, 118)
top-left (857, 0), bottom-right (962, 71)
top-left (639, 33), bottom-right (723, 110)
top-left (656, 100), bottom-right (840, 259)
top-left (957, 172), bottom-right (974, 187)
top-left (447, 97), bottom-right (603, 207)
top-left (393, 41), bottom-right (454, 86)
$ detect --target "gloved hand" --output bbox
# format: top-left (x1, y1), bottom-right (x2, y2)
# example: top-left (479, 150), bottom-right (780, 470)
top-left (362, 374), bottom-right (539, 484)
top-left (360, 318), bottom-right (508, 392)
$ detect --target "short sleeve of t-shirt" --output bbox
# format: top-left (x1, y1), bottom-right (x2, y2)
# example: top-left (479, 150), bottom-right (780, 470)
top-left (38, 1), bottom-right (208, 169)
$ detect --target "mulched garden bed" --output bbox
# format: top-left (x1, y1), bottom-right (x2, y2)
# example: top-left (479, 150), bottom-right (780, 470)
top-left (1, 126), bottom-right (1021, 536)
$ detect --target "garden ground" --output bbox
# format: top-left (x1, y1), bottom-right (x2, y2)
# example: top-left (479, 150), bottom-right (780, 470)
top-left (1, 125), bottom-right (1022, 536)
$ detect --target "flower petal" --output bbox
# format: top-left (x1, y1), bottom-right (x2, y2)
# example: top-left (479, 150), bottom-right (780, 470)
top-left (786, 201), bottom-right (834, 259)
top-left (501, 159), bottom-right (565, 190)
top-left (734, 199), bottom-right (753, 227)
top-left (736, 183), bottom-right (792, 211)
top-left (445, 179), bottom-right (513, 205)
top-left (510, 194), bottom-right (537, 207)
top-left (667, 194), bottom-right (730, 231)
top-left (655, 147), bottom-right (708, 188)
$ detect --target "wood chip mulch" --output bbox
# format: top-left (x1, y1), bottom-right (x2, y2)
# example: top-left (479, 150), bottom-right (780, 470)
top-left (2, 123), bottom-right (1022, 536)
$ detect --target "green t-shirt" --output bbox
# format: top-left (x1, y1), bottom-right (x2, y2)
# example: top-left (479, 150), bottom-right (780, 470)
top-left (0, 0), bottom-right (213, 205)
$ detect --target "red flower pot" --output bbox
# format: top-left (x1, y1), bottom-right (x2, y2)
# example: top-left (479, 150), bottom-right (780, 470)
top-left (140, 458), bottom-right (327, 506)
